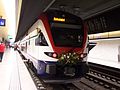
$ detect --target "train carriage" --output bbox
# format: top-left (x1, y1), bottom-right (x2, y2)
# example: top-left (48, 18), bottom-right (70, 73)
top-left (19, 10), bottom-right (89, 83)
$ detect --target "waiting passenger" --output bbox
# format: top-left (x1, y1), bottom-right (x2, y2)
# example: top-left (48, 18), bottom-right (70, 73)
top-left (0, 41), bottom-right (5, 62)
top-left (14, 44), bottom-right (18, 50)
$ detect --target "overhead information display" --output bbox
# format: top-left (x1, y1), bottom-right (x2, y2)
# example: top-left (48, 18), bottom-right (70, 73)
top-left (0, 19), bottom-right (5, 26)
top-left (85, 6), bottom-right (120, 34)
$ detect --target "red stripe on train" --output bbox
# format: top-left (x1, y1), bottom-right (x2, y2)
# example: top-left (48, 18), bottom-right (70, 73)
top-left (39, 14), bottom-right (87, 54)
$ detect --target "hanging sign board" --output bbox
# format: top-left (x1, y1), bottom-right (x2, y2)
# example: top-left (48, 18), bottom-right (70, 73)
top-left (0, 19), bottom-right (6, 26)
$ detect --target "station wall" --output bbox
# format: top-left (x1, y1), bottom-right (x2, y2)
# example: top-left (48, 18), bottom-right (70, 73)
top-left (88, 38), bottom-right (120, 68)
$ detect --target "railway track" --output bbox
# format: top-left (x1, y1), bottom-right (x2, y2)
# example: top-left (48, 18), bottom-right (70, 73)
top-left (73, 68), bottom-right (120, 90)
top-left (25, 60), bottom-right (110, 90)
top-left (86, 62), bottom-right (120, 90)
top-left (25, 61), bottom-right (81, 90)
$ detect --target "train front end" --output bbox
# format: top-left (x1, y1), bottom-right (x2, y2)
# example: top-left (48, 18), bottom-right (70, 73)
top-left (38, 10), bottom-right (89, 82)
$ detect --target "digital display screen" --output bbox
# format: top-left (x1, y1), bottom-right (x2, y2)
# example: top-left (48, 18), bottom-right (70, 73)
top-left (53, 17), bottom-right (65, 22)
top-left (0, 19), bottom-right (5, 26)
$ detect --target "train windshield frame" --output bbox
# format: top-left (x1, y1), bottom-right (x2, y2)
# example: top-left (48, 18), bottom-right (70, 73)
top-left (50, 22), bottom-right (84, 47)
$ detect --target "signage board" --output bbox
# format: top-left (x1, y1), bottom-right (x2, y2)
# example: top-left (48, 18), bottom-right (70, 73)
top-left (0, 19), bottom-right (5, 26)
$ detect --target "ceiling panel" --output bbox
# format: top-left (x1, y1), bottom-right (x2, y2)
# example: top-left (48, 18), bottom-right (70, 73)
top-left (50, 0), bottom-right (120, 19)
top-left (16, 0), bottom-right (55, 41)
top-left (15, 0), bottom-right (120, 42)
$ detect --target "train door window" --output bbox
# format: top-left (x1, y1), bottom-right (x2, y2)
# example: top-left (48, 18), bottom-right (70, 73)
top-left (29, 37), bottom-right (30, 45)
top-left (35, 32), bottom-right (48, 46)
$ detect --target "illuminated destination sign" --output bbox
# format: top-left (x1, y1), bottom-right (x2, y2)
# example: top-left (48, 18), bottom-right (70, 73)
top-left (0, 19), bottom-right (5, 26)
top-left (53, 17), bottom-right (65, 22)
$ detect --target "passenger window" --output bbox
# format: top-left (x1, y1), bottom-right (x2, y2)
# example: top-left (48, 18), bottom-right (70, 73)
top-left (35, 32), bottom-right (48, 46)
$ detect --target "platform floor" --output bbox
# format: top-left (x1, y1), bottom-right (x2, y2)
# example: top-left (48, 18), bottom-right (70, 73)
top-left (0, 48), bottom-right (37, 90)
top-left (88, 56), bottom-right (120, 69)
top-left (88, 38), bottom-right (120, 69)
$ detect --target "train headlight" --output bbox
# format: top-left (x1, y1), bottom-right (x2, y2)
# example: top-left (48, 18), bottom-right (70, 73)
top-left (52, 53), bottom-right (57, 58)
top-left (44, 52), bottom-right (58, 58)
top-left (80, 53), bottom-right (87, 58)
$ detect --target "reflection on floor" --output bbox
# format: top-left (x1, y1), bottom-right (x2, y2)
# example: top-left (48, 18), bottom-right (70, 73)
top-left (0, 48), bottom-right (37, 90)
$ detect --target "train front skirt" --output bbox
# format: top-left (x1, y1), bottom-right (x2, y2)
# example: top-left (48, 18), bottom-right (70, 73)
top-left (35, 60), bottom-right (89, 82)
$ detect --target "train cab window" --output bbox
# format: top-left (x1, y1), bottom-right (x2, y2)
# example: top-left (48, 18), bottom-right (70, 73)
top-left (35, 32), bottom-right (48, 46)
top-left (50, 23), bottom-right (84, 47)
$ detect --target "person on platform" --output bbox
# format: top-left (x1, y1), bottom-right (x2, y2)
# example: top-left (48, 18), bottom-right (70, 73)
top-left (0, 41), bottom-right (5, 62)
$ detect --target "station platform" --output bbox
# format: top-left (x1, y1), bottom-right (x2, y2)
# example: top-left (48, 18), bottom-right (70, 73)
top-left (88, 38), bottom-right (120, 69)
top-left (88, 57), bottom-right (120, 69)
top-left (0, 48), bottom-right (37, 90)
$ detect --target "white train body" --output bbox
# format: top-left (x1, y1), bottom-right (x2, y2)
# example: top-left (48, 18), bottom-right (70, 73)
top-left (19, 10), bottom-right (89, 82)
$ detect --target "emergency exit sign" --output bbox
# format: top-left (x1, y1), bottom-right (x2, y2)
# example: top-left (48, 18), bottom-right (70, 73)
top-left (0, 19), bottom-right (5, 26)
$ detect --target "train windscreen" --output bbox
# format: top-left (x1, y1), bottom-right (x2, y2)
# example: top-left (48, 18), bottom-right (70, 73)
top-left (46, 10), bottom-right (84, 47)
top-left (50, 23), bottom-right (84, 47)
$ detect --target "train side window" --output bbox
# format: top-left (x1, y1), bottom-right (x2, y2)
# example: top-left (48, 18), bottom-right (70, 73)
top-left (35, 32), bottom-right (48, 46)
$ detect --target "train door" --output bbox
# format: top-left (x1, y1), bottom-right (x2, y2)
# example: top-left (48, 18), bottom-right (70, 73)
top-left (35, 30), bottom-right (50, 60)
top-left (25, 42), bottom-right (27, 53)
top-left (118, 45), bottom-right (120, 62)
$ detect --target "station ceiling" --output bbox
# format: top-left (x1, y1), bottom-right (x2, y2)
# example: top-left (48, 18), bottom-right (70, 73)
top-left (15, 0), bottom-right (120, 42)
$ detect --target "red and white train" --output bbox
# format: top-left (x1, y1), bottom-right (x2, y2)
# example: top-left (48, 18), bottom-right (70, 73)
top-left (19, 10), bottom-right (89, 83)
